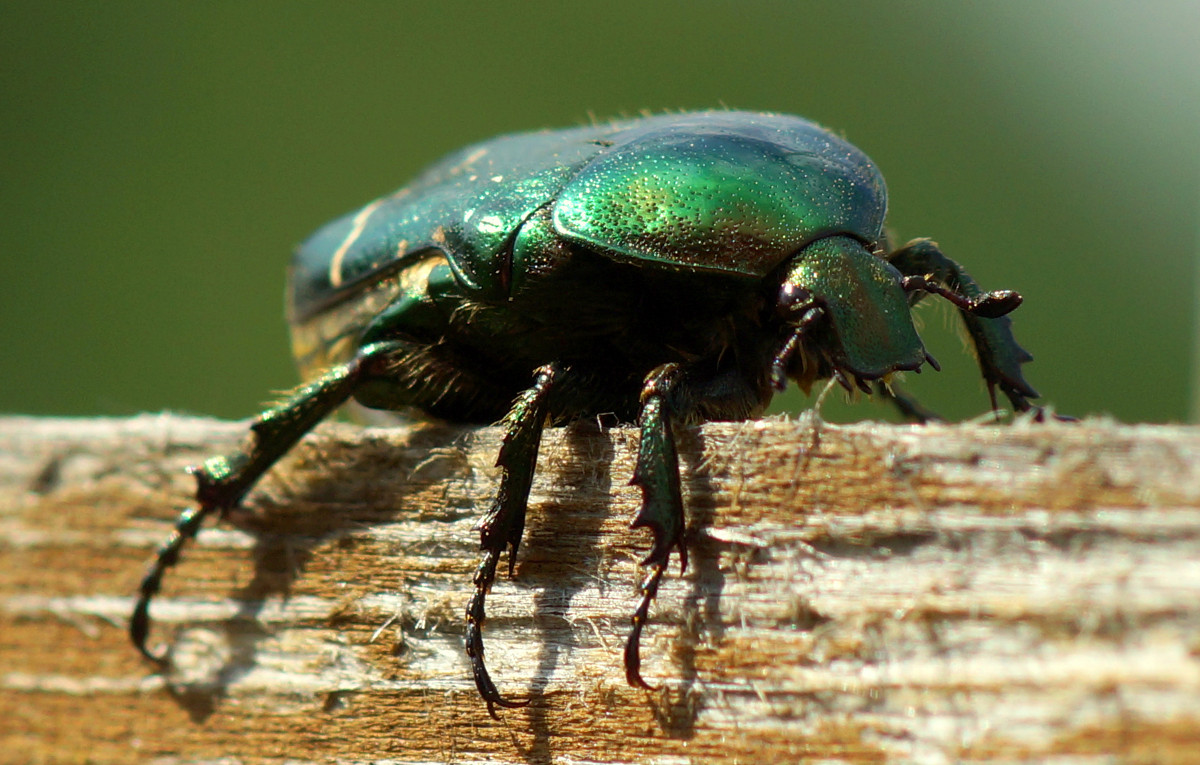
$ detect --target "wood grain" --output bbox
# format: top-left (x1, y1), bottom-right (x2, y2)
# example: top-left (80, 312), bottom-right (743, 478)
top-left (2, 414), bottom-right (1199, 764)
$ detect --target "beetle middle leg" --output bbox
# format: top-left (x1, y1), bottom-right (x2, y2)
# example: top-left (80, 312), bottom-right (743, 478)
top-left (625, 362), bottom-right (690, 689)
top-left (466, 363), bottom-right (561, 717)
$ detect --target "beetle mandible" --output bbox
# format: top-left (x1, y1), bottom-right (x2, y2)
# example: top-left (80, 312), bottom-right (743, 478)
top-left (131, 111), bottom-right (1044, 716)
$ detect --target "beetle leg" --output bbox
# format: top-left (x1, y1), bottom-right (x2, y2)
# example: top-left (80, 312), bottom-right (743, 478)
top-left (626, 362), bottom-right (687, 689)
top-left (873, 380), bottom-right (945, 423)
top-left (466, 364), bottom-right (559, 717)
top-left (886, 239), bottom-right (1040, 415)
top-left (131, 340), bottom-right (409, 665)
top-left (771, 305), bottom-right (825, 391)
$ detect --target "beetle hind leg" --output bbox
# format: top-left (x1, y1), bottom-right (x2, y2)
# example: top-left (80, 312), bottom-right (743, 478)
top-left (466, 364), bottom-right (560, 717)
top-left (131, 340), bottom-right (409, 664)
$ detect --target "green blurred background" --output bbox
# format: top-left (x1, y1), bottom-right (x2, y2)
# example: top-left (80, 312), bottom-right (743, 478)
top-left (3, 1), bottom-right (1197, 423)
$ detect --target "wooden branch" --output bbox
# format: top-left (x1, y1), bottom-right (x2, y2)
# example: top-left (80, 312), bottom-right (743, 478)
top-left (2, 414), bottom-right (1199, 763)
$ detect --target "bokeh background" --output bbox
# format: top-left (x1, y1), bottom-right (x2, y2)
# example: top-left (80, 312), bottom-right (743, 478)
top-left (3, 1), bottom-right (1197, 424)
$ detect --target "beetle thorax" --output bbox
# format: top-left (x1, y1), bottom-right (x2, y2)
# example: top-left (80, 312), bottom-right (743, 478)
top-left (469, 240), bottom-right (780, 422)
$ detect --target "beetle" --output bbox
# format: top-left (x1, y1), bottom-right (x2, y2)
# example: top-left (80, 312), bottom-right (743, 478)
top-left (131, 110), bottom-right (1043, 716)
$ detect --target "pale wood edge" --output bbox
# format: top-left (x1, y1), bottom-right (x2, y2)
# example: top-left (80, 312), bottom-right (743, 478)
top-left (2, 414), bottom-right (1199, 764)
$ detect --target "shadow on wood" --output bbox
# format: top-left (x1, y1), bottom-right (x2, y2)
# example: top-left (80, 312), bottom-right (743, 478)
top-left (2, 414), bottom-right (1199, 763)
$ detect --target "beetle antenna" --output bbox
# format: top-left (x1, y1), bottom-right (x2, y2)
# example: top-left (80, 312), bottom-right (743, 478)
top-left (901, 275), bottom-right (1022, 318)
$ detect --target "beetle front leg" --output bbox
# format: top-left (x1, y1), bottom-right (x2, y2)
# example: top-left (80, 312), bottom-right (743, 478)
top-left (873, 380), bottom-right (945, 424)
top-left (131, 340), bottom-right (408, 664)
top-left (887, 238), bottom-right (1040, 415)
top-left (466, 364), bottom-right (560, 717)
top-left (625, 363), bottom-right (688, 689)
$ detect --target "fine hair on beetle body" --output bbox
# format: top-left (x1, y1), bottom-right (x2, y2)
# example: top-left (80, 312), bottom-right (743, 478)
top-left (131, 110), bottom-right (1050, 717)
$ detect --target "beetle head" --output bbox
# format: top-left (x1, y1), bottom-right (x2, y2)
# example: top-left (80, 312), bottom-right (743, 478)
top-left (772, 236), bottom-right (932, 393)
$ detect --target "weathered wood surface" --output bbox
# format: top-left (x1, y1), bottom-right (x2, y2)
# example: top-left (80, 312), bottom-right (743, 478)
top-left (2, 414), bottom-right (1199, 764)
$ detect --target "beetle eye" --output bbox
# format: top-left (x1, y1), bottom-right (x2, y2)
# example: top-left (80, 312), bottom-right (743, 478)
top-left (778, 283), bottom-right (814, 318)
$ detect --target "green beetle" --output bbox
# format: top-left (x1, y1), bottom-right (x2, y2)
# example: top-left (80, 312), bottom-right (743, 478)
top-left (132, 111), bottom-right (1041, 716)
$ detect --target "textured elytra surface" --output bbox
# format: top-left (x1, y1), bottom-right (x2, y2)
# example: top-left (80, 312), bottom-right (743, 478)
top-left (2, 414), bottom-right (1200, 763)
top-left (288, 111), bottom-right (884, 320)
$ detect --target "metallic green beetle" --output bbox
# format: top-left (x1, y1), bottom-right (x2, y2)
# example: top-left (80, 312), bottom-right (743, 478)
top-left (132, 111), bottom-right (1041, 716)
